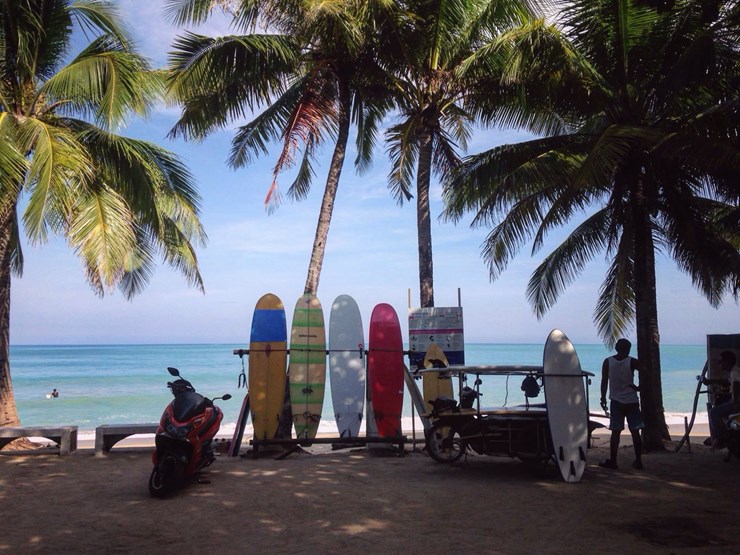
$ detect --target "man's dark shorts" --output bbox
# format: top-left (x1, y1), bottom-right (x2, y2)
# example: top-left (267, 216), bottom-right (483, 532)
top-left (609, 400), bottom-right (645, 432)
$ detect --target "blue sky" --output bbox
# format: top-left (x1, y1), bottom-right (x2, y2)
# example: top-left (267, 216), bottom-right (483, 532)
top-left (9, 1), bottom-right (738, 346)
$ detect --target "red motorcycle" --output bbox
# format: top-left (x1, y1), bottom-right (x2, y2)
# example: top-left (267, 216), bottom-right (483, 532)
top-left (149, 367), bottom-right (231, 497)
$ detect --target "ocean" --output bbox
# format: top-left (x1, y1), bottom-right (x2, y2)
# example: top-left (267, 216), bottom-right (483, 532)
top-left (10, 343), bottom-right (708, 438)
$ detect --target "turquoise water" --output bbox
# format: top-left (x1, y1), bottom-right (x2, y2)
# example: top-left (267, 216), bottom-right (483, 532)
top-left (10, 343), bottom-right (707, 433)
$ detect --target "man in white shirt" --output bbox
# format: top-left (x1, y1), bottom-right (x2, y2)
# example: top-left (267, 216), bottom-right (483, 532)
top-left (599, 338), bottom-right (644, 470)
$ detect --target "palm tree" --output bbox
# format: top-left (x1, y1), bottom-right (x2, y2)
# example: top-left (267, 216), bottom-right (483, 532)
top-left (444, 0), bottom-right (740, 448)
top-left (167, 0), bottom-right (397, 438)
top-left (166, 0), bottom-right (394, 295)
top-left (382, 0), bottom-right (544, 308)
top-left (0, 1), bottom-right (206, 432)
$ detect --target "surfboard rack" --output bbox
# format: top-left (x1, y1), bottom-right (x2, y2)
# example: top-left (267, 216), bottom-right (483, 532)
top-left (247, 435), bottom-right (407, 459)
top-left (233, 348), bottom-right (415, 356)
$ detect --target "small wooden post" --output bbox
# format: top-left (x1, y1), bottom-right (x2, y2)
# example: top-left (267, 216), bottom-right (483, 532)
top-left (684, 416), bottom-right (691, 453)
top-left (411, 395), bottom-right (416, 451)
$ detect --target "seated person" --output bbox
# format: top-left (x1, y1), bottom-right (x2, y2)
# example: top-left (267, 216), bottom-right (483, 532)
top-left (707, 351), bottom-right (740, 449)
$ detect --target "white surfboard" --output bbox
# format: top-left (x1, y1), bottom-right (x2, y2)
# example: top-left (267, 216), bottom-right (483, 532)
top-left (543, 329), bottom-right (588, 483)
top-left (329, 295), bottom-right (365, 438)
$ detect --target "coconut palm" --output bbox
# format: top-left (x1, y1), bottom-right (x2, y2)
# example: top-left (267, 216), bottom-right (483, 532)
top-left (444, 0), bottom-right (740, 448)
top-left (382, 0), bottom-right (545, 308)
top-left (0, 1), bottom-right (206, 432)
top-left (167, 0), bottom-right (398, 438)
top-left (167, 0), bottom-right (395, 294)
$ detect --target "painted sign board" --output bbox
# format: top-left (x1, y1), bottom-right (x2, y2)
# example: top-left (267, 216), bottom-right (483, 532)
top-left (408, 306), bottom-right (465, 369)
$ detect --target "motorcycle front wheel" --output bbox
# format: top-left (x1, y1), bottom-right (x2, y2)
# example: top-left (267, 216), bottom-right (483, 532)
top-left (148, 456), bottom-right (184, 498)
top-left (426, 421), bottom-right (466, 464)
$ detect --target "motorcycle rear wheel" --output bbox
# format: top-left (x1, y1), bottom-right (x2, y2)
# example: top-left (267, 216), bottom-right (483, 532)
top-left (426, 421), bottom-right (466, 464)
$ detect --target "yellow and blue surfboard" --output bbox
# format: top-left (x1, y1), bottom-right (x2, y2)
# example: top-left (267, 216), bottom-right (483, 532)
top-left (249, 293), bottom-right (288, 440)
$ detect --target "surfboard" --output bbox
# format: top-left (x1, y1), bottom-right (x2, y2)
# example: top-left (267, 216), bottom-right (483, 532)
top-left (543, 329), bottom-right (588, 483)
top-left (329, 294), bottom-right (365, 438)
top-left (228, 393), bottom-right (250, 457)
top-left (422, 343), bottom-right (454, 414)
top-left (289, 293), bottom-right (326, 440)
top-left (367, 303), bottom-right (404, 438)
top-left (249, 293), bottom-right (288, 441)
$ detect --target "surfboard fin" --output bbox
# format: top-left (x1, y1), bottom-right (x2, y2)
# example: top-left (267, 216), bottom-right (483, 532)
top-left (579, 446), bottom-right (586, 461)
top-left (559, 446), bottom-right (564, 461)
top-left (570, 461), bottom-right (576, 477)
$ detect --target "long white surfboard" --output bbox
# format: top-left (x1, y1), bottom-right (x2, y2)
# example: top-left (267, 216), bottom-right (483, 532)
top-left (543, 329), bottom-right (588, 483)
top-left (329, 295), bottom-right (365, 438)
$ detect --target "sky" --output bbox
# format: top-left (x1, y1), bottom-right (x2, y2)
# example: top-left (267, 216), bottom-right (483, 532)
top-left (9, 1), bottom-right (739, 347)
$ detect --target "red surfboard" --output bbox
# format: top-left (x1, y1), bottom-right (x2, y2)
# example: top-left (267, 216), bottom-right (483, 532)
top-left (368, 303), bottom-right (404, 437)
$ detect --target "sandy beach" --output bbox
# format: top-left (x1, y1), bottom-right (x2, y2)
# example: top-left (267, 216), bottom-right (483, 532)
top-left (2, 424), bottom-right (739, 555)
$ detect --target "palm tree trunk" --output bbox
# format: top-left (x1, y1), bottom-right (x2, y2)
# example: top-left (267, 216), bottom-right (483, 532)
top-left (632, 177), bottom-right (670, 450)
top-left (416, 130), bottom-right (434, 308)
top-left (303, 82), bottom-right (352, 295)
top-left (0, 206), bottom-right (21, 429)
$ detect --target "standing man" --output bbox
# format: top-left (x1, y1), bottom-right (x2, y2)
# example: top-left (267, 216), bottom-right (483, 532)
top-left (600, 338), bottom-right (644, 470)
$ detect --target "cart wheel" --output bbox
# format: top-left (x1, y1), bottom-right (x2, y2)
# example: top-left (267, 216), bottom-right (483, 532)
top-left (426, 421), bottom-right (466, 463)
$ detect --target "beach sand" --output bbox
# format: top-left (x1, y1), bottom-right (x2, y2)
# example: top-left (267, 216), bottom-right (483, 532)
top-left (1, 426), bottom-right (739, 554)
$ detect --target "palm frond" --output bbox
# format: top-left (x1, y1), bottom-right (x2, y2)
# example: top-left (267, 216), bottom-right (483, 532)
top-left (4, 0), bottom-right (72, 82)
top-left (164, 0), bottom-right (238, 27)
top-left (0, 114), bottom-right (29, 210)
top-left (661, 182), bottom-right (740, 305)
top-left (526, 208), bottom-right (611, 317)
top-left (265, 69), bottom-right (337, 210)
top-left (69, 0), bottom-right (133, 48)
top-left (228, 79), bottom-right (305, 168)
top-left (287, 140), bottom-right (317, 202)
top-left (152, 212), bottom-right (206, 295)
top-left (71, 121), bottom-right (203, 238)
top-left (10, 206), bottom-right (24, 277)
top-left (431, 129), bottom-right (462, 182)
top-left (443, 134), bottom-right (587, 224)
top-left (385, 117), bottom-right (418, 204)
top-left (68, 183), bottom-right (138, 294)
top-left (352, 96), bottom-right (386, 175)
top-left (18, 118), bottom-right (94, 244)
top-left (593, 241), bottom-right (635, 345)
top-left (168, 32), bottom-right (300, 140)
top-left (42, 35), bottom-right (161, 129)
top-left (427, 0), bottom-right (490, 69)
top-left (117, 225), bottom-right (156, 299)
